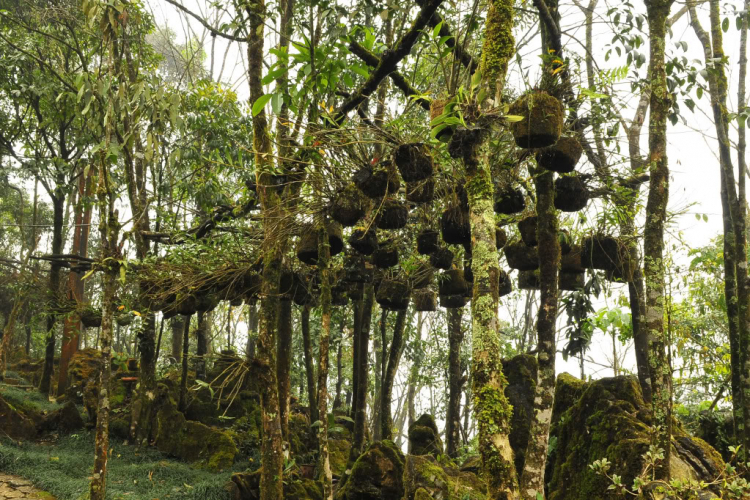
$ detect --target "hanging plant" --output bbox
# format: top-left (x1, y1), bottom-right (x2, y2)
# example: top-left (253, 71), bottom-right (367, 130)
top-left (536, 136), bottom-right (583, 173)
top-left (430, 247), bottom-right (454, 270)
top-left (504, 240), bottom-right (539, 271)
top-left (417, 230), bottom-right (440, 255)
top-left (494, 186), bottom-right (526, 215)
top-left (498, 270), bottom-right (513, 297)
top-left (581, 235), bottom-right (632, 280)
top-left (331, 184), bottom-right (369, 227)
top-left (393, 143), bottom-right (434, 182)
top-left (343, 255), bottom-right (373, 283)
top-left (554, 175), bottom-right (589, 212)
top-left (296, 223), bottom-right (344, 265)
top-left (406, 178), bottom-right (435, 204)
top-left (413, 289), bottom-right (437, 312)
top-left (348, 227), bottom-right (378, 256)
top-left (80, 306), bottom-right (103, 329)
top-left (353, 160), bottom-right (400, 199)
top-left (409, 260), bottom-right (434, 289)
top-left (373, 240), bottom-right (399, 269)
top-left (517, 216), bottom-right (538, 247)
top-left (507, 90), bottom-right (564, 149)
top-left (376, 198), bottom-right (409, 230)
top-left (441, 206), bottom-right (471, 246)
top-left (561, 246), bottom-right (584, 273)
top-left (376, 278), bottom-right (411, 311)
top-left (438, 269), bottom-right (469, 297)
top-left (559, 271), bottom-right (585, 291)
top-left (439, 294), bottom-right (469, 308)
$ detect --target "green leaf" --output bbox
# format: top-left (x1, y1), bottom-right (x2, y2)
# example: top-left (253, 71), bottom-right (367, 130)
top-left (722, 17), bottom-right (729, 33)
top-left (252, 94), bottom-right (274, 116)
top-left (432, 21), bottom-right (443, 38)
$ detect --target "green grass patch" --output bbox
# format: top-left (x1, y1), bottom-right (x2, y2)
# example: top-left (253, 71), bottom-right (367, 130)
top-left (0, 383), bottom-right (64, 415)
top-left (0, 432), bottom-right (253, 500)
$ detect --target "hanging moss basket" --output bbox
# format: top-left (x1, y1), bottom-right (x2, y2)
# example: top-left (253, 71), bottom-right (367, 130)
top-left (494, 187), bottom-right (526, 215)
top-left (230, 297), bottom-right (244, 307)
top-left (439, 294), bottom-right (468, 308)
top-left (376, 278), bottom-right (411, 311)
top-left (116, 313), bottom-right (133, 327)
top-left (80, 308), bottom-right (102, 329)
top-left (406, 178), bottom-right (435, 204)
top-left (605, 268), bottom-right (628, 283)
top-left (176, 295), bottom-right (199, 316)
top-left (417, 230), bottom-right (440, 255)
top-left (504, 241), bottom-right (539, 271)
top-left (410, 261), bottom-right (434, 289)
top-left (518, 216), bottom-right (538, 247)
top-left (348, 282), bottom-right (364, 300)
top-left (496, 227), bottom-right (508, 249)
top-left (499, 270), bottom-right (513, 297)
top-left (441, 207), bottom-right (471, 246)
top-left (581, 235), bottom-right (632, 281)
top-left (561, 246), bottom-right (584, 273)
top-left (507, 91), bottom-right (564, 149)
top-left (343, 256), bottom-right (373, 283)
top-left (162, 307), bottom-right (179, 320)
top-left (518, 270), bottom-right (540, 290)
top-left (376, 199), bottom-right (408, 230)
top-left (438, 269), bottom-right (469, 297)
top-left (348, 227), bottom-right (378, 256)
top-left (296, 223), bottom-right (344, 265)
top-left (447, 126), bottom-right (485, 161)
top-left (373, 241), bottom-right (399, 269)
top-left (353, 161), bottom-right (400, 199)
top-left (430, 247), bottom-right (454, 270)
top-left (331, 184), bottom-right (369, 227)
top-left (554, 175), bottom-right (589, 212)
top-left (536, 136), bottom-right (583, 173)
top-left (242, 272), bottom-right (263, 302)
top-left (413, 289), bottom-right (437, 312)
top-left (559, 271), bottom-right (585, 291)
top-left (393, 143), bottom-right (434, 182)
top-left (463, 257), bottom-right (473, 284)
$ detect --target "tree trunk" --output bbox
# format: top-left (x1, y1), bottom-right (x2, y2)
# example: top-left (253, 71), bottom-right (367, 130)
top-left (247, 303), bottom-right (258, 362)
top-left (179, 315), bottom-right (191, 412)
top-left (302, 305), bottom-right (318, 423)
top-left (195, 311), bottom-right (208, 380)
top-left (348, 284), bottom-right (373, 464)
top-left (446, 307), bottom-right (464, 458)
top-left (644, 0), bottom-right (675, 480)
top-left (277, 299), bottom-right (293, 441)
top-left (171, 316), bottom-right (185, 364)
top-left (372, 309), bottom-right (387, 441)
top-left (380, 309), bottom-right (407, 441)
top-left (350, 290), bottom-right (362, 419)
top-left (333, 317), bottom-right (344, 409)
top-left (39, 192), bottom-right (65, 396)
top-left (316, 221), bottom-right (333, 499)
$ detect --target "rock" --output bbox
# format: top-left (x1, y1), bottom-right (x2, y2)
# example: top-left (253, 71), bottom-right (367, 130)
top-left (501, 354), bottom-right (537, 475)
top-left (154, 384), bottom-right (238, 471)
top-left (547, 375), bottom-right (725, 500)
top-left (0, 395), bottom-right (36, 440)
top-left (38, 401), bottom-right (84, 433)
top-left (403, 454), bottom-right (486, 500)
top-left (230, 470), bottom-right (324, 500)
top-left (66, 348), bottom-right (102, 402)
top-left (334, 440), bottom-right (405, 500)
top-left (328, 438), bottom-right (351, 478)
top-left (408, 414), bottom-right (443, 457)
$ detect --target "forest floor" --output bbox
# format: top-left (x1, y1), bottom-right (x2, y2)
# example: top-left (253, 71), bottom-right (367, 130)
top-left (0, 473), bottom-right (54, 500)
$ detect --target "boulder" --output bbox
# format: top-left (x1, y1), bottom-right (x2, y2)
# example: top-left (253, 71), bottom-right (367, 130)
top-left (154, 384), bottom-right (238, 471)
top-left (229, 470), bottom-right (324, 500)
top-left (547, 374), bottom-right (725, 500)
top-left (38, 401), bottom-right (84, 433)
top-left (334, 440), bottom-right (405, 500)
top-left (408, 414), bottom-right (443, 457)
top-left (0, 394), bottom-right (36, 440)
top-left (403, 454), bottom-right (486, 500)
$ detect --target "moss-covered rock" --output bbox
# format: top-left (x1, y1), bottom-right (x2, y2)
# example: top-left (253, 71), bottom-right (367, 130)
top-left (329, 438), bottom-right (351, 478)
top-left (230, 470), bottom-right (324, 500)
top-left (408, 414), bottom-right (443, 457)
top-left (0, 394), bottom-right (37, 440)
top-left (66, 348), bottom-right (102, 402)
top-left (403, 454), bottom-right (486, 500)
top-left (334, 440), bottom-right (405, 500)
top-left (154, 384), bottom-right (238, 471)
top-left (38, 401), bottom-right (84, 434)
top-left (547, 375), bottom-right (725, 500)
top-left (501, 354), bottom-right (537, 476)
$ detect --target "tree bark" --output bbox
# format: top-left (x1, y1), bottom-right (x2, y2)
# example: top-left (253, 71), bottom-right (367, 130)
top-left (195, 311), bottom-right (208, 380)
top-left (171, 316), bottom-right (185, 364)
top-left (380, 309), bottom-right (407, 441)
top-left (644, 0), bottom-right (675, 480)
top-left (520, 168), bottom-right (560, 499)
top-left (316, 219), bottom-right (333, 499)
top-left (277, 299), bottom-right (293, 441)
top-left (302, 305), bottom-right (318, 422)
top-left (348, 284), bottom-right (373, 463)
top-left (446, 307), bottom-right (464, 458)
top-left (179, 315), bottom-right (191, 412)
top-left (372, 309), bottom-right (387, 441)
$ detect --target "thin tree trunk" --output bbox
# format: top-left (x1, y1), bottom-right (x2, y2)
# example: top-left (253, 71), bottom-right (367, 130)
top-left (179, 315), bottom-right (191, 412)
top-left (302, 305), bottom-right (318, 422)
top-left (195, 311), bottom-right (208, 380)
top-left (372, 309), bottom-right (387, 441)
top-left (316, 219), bottom-right (333, 499)
top-left (380, 309), bottom-right (407, 441)
top-left (644, 0), bottom-right (675, 480)
top-left (446, 307), bottom-right (464, 458)
top-left (171, 316), bottom-right (185, 364)
top-left (333, 317), bottom-right (344, 409)
top-left (277, 299), bottom-right (293, 441)
top-left (39, 193), bottom-right (64, 396)
top-left (738, 0), bottom-right (749, 456)
top-left (350, 291), bottom-right (362, 419)
top-left (348, 284), bottom-right (373, 464)
top-left (247, 303), bottom-right (258, 361)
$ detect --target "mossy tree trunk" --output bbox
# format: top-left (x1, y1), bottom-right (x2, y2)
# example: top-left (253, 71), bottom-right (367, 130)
top-left (277, 299), bottom-right (293, 442)
top-left (179, 315), bottom-right (191, 412)
top-left (446, 307), bottom-right (464, 458)
top-left (466, 0), bottom-right (518, 498)
top-left (196, 311), bottom-right (208, 380)
top-left (348, 284), bottom-right (374, 464)
top-left (39, 190), bottom-right (64, 396)
top-left (519, 169), bottom-right (559, 499)
top-left (245, 0), bottom-right (285, 494)
top-left (171, 316), bottom-right (185, 364)
top-left (302, 305), bottom-right (318, 422)
top-left (380, 308), bottom-right (407, 441)
top-left (643, 0), bottom-right (675, 480)
top-left (333, 316), bottom-right (344, 409)
top-left (316, 219), bottom-right (333, 499)
top-left (689, 0), bottom-right (749, 457)
top-left (372, 309), bottom-right (387, 441)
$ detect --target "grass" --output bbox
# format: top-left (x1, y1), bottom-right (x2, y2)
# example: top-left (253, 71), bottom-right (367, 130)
top-left (0, 383), bottom-right (64, 414)
top-left (0, 431), bottom-right (254, 500)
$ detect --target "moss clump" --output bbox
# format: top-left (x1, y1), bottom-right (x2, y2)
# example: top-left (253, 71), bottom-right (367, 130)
top-left (536, 136), bottom-right (583, 173)
top-left (408, 414), bottom-right (444, 457)
top-left (394, 143), bottom-right (434, 182)
top-left (494, 187), bottom-right (525, 215)
top-left (154, 385), bottom-right (238, 471)
top-left (334, 440), bottom-right (405, 500)
top-left (554, 175), bottom-right (589, 213)
top-left (332, 184), bottom-right (369, 227)
top-left (501, 355), bottom-right (538, 476)
top-left (404, 454), bottom-right (488, 500)
top-left (504, 241), bottom-right (539, 271)
top-left (0, 394), bottom-right (37, 440)
top-left (328, 438), bottom-right (351, 478)
top-left (508, 92), bottom-right (564, 149)
top-left (480, 0), bottom-right (515, 98)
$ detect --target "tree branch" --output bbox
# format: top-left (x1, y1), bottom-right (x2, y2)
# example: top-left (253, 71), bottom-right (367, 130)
top-left (162, 0), bottom-right (247, 43)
